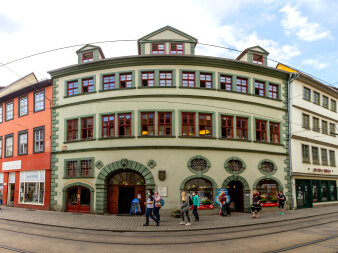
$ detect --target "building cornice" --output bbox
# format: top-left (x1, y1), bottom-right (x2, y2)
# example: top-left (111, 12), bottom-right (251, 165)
top-left (293, 172), bottom-right (338, 179)
top-left (298, 75), bottom-right (338, 98)
top-left (292, 135), bottom-right (338, 149)
top-left (292, 105), bottom-right (338, 123)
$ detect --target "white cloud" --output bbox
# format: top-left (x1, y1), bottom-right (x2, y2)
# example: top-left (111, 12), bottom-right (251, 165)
top-left (280, 3), bottom-right (333, 41)
top-left (302, 59), bottom-right (330, 70)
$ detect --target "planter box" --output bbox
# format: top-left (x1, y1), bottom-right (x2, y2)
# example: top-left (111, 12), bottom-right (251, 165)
top-left (261, 203), bottom-right (278, 207)
top-left (190, 204), bottom-right (214, 210)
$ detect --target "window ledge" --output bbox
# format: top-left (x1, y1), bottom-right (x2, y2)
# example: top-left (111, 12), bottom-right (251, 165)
top-left (64, 138), bottom-right (97, 144)
top-left (178, 136), bottom-right (217, 139)
top-left (98, 87), bottom-right (136, 93)
top-left (64, 91), bottom-right (97, 98)
top-left (302, 161), bottom-right (311, 164)
top-left (137, 135), bottom-right (176, 138)
top-left (18, 153), bottom-right (28, 156)
top-left (218, 138), bottom-right (252, 142)
top-left (138, 86), bottom-right (177, 89)
top-left (98, 136), bottom-right (135, 140)
top-left (63, 176), bottom-right (95, 179)
top-left (254, 141), bottom-right (283, 146)
top-left (180, 87), bottom-right (217, 91)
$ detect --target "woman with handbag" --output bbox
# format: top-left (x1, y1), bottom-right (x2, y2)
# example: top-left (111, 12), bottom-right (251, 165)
top-left (179, 191), bottom-right (191, 226)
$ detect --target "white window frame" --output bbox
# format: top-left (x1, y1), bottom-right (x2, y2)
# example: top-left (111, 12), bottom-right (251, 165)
top-left (5, 102), bottom-right (14, 121)
top-left (19, 170), bottom-right (45, 205)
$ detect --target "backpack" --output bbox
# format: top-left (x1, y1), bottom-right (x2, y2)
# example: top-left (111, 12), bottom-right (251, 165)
top-left (160, 197), bottom-right (164, 206)
top-left (189, 196), bottom-right (193, 206)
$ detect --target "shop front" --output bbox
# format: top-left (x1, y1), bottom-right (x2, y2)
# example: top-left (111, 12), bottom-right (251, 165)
top-left (19, 170), bottom-right (45, 206)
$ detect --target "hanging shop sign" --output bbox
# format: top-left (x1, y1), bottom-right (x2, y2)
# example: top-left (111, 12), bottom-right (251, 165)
top-left (2, 160), bottom-right (21, 171)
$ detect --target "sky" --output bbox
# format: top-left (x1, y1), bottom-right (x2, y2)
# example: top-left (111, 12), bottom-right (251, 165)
top-left (0, 0), bottom-right (338, 88)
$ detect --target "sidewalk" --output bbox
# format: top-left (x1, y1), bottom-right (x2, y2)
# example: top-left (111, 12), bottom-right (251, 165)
top-left (0, 206), bottom-right (337, 232)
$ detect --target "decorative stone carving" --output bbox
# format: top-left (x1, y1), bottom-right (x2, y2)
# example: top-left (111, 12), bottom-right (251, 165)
top-left (95, 160), bottom-right (103, 169)
top-left (147, 160), bottom-right (157, 169)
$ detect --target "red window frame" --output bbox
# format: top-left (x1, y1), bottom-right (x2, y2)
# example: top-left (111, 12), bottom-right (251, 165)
top-left (141, 112), bottom-right (155, 136)
top-left (102, 75), bottom-right (115, 90)
top-left (200, 73), bottom-right (212, 88)
top-left (199, 113), bottom-right (212, 137)
top-left (120, 73), bottom-right (132, 88)
top-left (269, 122), bottom-right (280, 144)
top-left (81, 117), bottom-right (94, 140)
top-left (221, 115), bottom-right (233, 138)
top-left (269, 84), bottom-right (278, 99)
top-left (253, 54), bottom-right (263, 64)
top-left (159, 72), bottom-right (173, 87)
top-left (102, 115), bottom-right (115, 138)
top-left (80, 160), bottom-right (92, 177)
top-left (152, 43), bottom-right (165, 54)
top-left (158, 112), bottom-right (172, 136)
top-left (220, 75), bottom-right (232, 91)
top-left (236, 117), bottom-right (248, 140)
top-left (67, 119), bottom-right (78, 141)
top-left (141, 72), bottom-right (155, 87)
top-left (182, 72), bottom-right (195, 87)
top-left (66, 161), bottom-right (78, 177)
top-left (256, 119), bottom-right (267, 142)
top-left (67, 80), bottom-right (79, 96)
top-left (118, 113), bottom-right (131, 137)
top-left (236, 78), bottom-right (248, 93)
top-left (82, 52), bottom-right (93, 63)
top-left (255, 81), bottom-right (265, 96)
top-left (182, 112), bottom-right (195, 136)
top-left (170, 43), bottom-right (183, 54)
top-left (82, 78), bottom-right (94, 93)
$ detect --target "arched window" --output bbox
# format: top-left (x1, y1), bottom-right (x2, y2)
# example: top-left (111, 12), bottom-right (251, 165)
top-left (228, 160), bottom-right (243, 172)
top-left (261, 162), bottom-right (274, 173)
top-left (256, 179), bottom-right (279, 203)
top-left (190, 158), bottom-right (207, 172)
top-left (109, 170), bottom-right (145, 185)
top-left (184, 178), bottom-right (213, 204)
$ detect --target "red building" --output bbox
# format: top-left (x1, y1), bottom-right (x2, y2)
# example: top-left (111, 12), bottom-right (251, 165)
top-left (0, 73), bottom-right (52, 210)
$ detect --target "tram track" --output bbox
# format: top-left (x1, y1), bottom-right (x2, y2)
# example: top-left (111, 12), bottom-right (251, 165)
top-left (0, 213), bottom-right (336, 246)
top-left (0, 245), bottom-right (31, 253)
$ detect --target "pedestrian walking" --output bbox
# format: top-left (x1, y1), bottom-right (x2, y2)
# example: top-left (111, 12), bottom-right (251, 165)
top-left (179, 191), bottom-right (191, 226)
top-left (153, 191), bottom-right (161, 222)
top-left (143, 189), bottom-right (159, 226)
top-left (277, 190), bottom-right (286, 215)
top-left (251, 190), bottom-right (261, 218)
top-left (225, 193), bottom-right (231, 216)
top-left (217, 191), bottom-right (228, 216)
top-left (191, 192), bottom-right (199, 222)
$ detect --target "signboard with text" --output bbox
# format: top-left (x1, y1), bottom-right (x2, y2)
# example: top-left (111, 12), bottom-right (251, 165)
top-left (2, 161), bottom-right (21, 171)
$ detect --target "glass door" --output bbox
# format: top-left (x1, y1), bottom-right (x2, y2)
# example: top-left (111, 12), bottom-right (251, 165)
top-left (296, 180), bottom-right (311, 208)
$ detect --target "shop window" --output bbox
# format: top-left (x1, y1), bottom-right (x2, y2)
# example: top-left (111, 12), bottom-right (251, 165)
top-left (170, 43), bottom-right (183, 54)
top-left (82, 78), bottom-right (94, 93)
top-left (253, 54), bottom-right (263, 64)
top-left (221, 115), bottom-right (233, 138)
top-left (303, 87), bottom-right (311, 101)
top-left (120, 73), bottom-right (132, 88)
top-left (256, 179), bottom-right (279, 203)
top-left (184, 178), bottom-right (213, 204)
top-left (200, 73), bottom-right (212, 88)
top-left (329, 150), bottom-right (336, 166)
top-left (190, 158), bottom-right (207, 172)
top-left (256, 119), bottom-right (267, 142)
top-left (67, 80), bottom-right (79, 96)
top-left (33, 126), bottom-right (44, 153)
top-left (18, 131), bottom-right (28, 155)
top-left (81, 117), bottom-right (94, 140)
top-left (158, 112), bottom-right (172, 136)
top-left (67, 119), bottom-right (78, 141)
top-left (102, 75), bottom-right (115, 90)
top-left (5, 101), bottom-right (14, 121)
top-left (82, 52), bottom-right (94, 63)
top-left (227, 160), bottom-right (243, 172)
top-left (19, 96), bottom-right (28, 116)
top-left (141, 72), bottom-right (155, 87)
top-left (198, 113), bottom-right (212, 137)
top-left (322, 96), bottom-right (329, 109)
top-left (220, 75), bottom-right (232, 91)
top-left (182, 72), bottom-right (195, 87)
top-left (331, 100), bottom-right (336, 112)
top-left (321, 149), bottom-right (328, 165)
top-left (312, 117), bottom-right (320, 132)
top-left (261, 161), bottom-right (274, 173)
top-left (269, 122), bottom-right (280, 144)
top-left (236, 78), bottom-right (248, 93)
top-left (152, 43), bottom-right (165, 54)
top-left (254, 81), bottom-right (265, 96)
top-left (302, 114), bottom-right (310, 129)
top-left (236, 117), bottom-right (248, 140)
top-left (330, 182), bottom-right (337, 201)
top-left (329, 123), bottom-right (336, 136)
top-left (312, 181), bottom-right (318, 202)
top-left (19, 170), bottom-right (45, 205)
top-left (141, 112), bottom-right (155, 136)
top-left (321, 181), bottom-right (328, 201)
top-left (102, 115), bottom-right (115, 138)
top-left (322, 120), bottom-right (328, 134)
top-left (66, 159), bottom-right (93, 178)
top-left (34, 90), bottom-right (45, 112)
top-left (313, 91), bottom-right (320, 105)
top-left (182, 112), bottom-right (195, 136)
top-left (302, 144), bottom-right (310, 163)
top-left (5, 134), bottom-right (13, 157)
top-left (268, 84), bottom-right (278, 99)
top-left (118, 113), bottom-right (131, 137)
top-left (159, 72), bottom-right (173, 87)
top-left (0, 105), bottom-right (2, 123)
top-left (312, 147), bottom-right (319, 164)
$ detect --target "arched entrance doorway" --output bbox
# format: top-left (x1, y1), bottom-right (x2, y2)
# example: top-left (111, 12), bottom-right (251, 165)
top-left (227, 181), bottom-right (244, 212)
top-left (66, 186), bottom-right (91, 213)
top-left (107, 170), bottom-right (146, 214)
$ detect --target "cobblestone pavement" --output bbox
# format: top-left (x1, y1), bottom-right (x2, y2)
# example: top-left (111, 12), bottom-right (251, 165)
top-left (0, 205), bottom-right (336, 232)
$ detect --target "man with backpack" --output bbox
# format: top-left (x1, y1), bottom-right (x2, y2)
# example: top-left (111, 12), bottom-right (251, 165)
top-left (191, 192), bottom-right (199, 222)
top-left (277, 190), bottom-right (286, 215)
top-left (153, 191), bottom-right (163, 222)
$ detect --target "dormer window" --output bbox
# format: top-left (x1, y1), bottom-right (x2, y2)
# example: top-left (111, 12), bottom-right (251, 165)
top-left (152, 43), bottom-right (165, 54)
top-left (170, 43), bottom-right (183, 54)
top-left (253, 54), bottom-right (263, 65)
top-left (82, 52), bottom-right (94, 63)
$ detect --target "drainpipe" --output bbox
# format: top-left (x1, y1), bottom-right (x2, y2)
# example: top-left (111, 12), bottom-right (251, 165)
top-left (287, 72), bottom-right (300, 210)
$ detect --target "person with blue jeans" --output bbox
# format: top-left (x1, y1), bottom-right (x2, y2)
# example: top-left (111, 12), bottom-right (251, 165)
top-left (153, 191), bottom-right (161, 222)
top-left (192, 192), bottom-right (199, 221)
top-left (143, 189), bottom-right (159, 226)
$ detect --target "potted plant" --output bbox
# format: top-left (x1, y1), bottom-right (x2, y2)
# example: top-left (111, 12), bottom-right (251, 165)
top-left (260, 198), bottom-right (267, 203)
top-left (271, 197), bottom-right (278, 203)
top-left (172, 209), bottom-right (181, 218)
top-left (202, 199), bottom-right (211, 205)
